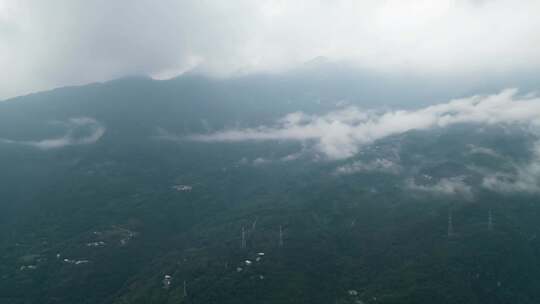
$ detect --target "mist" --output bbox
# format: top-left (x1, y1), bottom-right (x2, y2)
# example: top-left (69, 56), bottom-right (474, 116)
top-left (1, 0), bottom-right (540, 100)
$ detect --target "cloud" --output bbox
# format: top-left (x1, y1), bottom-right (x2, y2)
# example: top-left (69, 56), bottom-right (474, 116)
top-left (154, 128), bottom-right (182, 143)
top-left (482, 142), bottom-right (540, 193)
top-left (0, 117), bottom-right (105, 149)
top-left (280, 152), bottom-right (302, 162)
top-left (406, 176), bottom-right (473, 200)
top-left (335, 158), bottom-right (400, 175)
top-left (1, 0), bottom-right (540, 99)
top-left (467, 144), bottom-right (501, 158)
top-left (190, 89), bottom-right (540, 159)
top-left (252, 157), bottom-right (271, 166)
top-left (236, 157), bottom-right (273, 166)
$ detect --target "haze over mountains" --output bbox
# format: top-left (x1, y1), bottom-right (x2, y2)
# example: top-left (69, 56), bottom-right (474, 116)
top-left (1, 66), bottom-right (540, 303)
top-left (2, 0), bottom-right (540, 100)
top-left (2, 1), bottom-right (540, 303)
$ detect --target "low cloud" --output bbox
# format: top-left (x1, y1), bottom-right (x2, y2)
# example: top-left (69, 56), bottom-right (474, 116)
top-left (0, 117), bottom-right (105, 149)
top-left (335, 158), bottom-right (400, 175)
top-left (154, 127), bottom-right (182, 142)
top-left (252, 157), bottom-right (271, 166)
top-left (280, 152), bottom-right (302, 162)
top-left (482, 142), bottom-right (540, 194)
top-left (406, 176), bottom-right (473, 200)
top-left (236, 157), bottom-right (273, 166)
top-left (190, 89), bottom-right (540, 159)
top-left (467, 144), bottom-right (502, 158)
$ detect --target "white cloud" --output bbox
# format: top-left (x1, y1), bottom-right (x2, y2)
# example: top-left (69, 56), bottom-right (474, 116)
top-left (467, 144), bottom-right (501, 158)
top-left (154, 127), bottom-right (182, 142)
top-left (252, 157), bottom-right (271, 166)
top-left (406, 176), bottom-right (473, 200)
top-left (0, 117), bottom-right (105, 149)
top-left (190, 89), bottom-right (540, 159)
top-left (1, 0), bottom-right (540, 99)
top-left (335, 158), bottom-right (400, 175)
top-left (280, 152), bottom-right (302, 162)
top-left (482, 141), bottom-right (540, 193)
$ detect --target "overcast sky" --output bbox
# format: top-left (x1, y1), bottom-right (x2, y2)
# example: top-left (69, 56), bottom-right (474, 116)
top-left (1, 0), bottom-right (539, 100)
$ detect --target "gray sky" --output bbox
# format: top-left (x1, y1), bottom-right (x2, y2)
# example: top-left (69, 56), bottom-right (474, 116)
top-left (1, 0), bottom-right (540, 100)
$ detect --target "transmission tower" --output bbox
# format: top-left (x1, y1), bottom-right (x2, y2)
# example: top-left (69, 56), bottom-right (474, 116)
top-left (447, 210), bottom-right (455, 238)
top-left (488, 208), bottom-right (493, 231)
top-left (279, 225), bottom-right (284, 248)
top-left (241, 226), bottom-right (246, 249)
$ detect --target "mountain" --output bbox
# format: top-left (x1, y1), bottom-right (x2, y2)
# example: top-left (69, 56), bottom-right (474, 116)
top-left (1, 72), bottom-right (540, 304)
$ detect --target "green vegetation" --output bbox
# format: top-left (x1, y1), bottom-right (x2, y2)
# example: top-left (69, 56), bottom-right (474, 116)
top-left (1, 76), bottom-right (539, 303)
